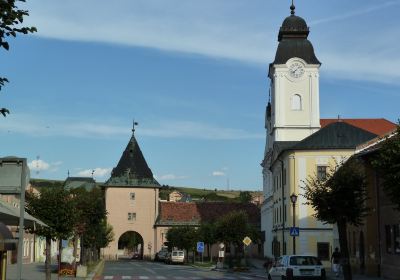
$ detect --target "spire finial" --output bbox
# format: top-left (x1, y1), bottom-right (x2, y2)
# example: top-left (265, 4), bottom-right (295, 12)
top-left (132, 119), bottom-right (139, 135)
top-left (290, 0), bottom-right (295, 15)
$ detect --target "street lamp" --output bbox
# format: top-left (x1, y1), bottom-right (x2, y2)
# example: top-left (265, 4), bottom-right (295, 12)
top-left (290, 193), bottom-right (298, 254)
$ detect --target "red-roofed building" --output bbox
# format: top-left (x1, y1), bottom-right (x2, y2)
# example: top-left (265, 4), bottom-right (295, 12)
top-left (155, 201), bottom-right (261, 258)
top-left (320, 118), bottom-right (396, 137)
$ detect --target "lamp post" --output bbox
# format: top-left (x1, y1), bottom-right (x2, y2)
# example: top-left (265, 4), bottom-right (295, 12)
top-left (290, 193), bottom-right (298, 254)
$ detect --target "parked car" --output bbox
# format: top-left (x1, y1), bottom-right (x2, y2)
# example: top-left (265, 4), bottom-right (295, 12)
top-left (268, 255), bottom-right (326, 280)
top-left (131, 252), bottom-right (142, 260)
top-left (165, 250), bottom-right (185, 264)
top-left (155, 248), bottom-right (169, 262)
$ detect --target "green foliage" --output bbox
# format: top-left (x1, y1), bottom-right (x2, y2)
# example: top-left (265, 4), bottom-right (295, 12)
top-left (69, 187), bottom-right (113, 249)
top-left (30, 179), bottom-right (65, 189)
top-left (25, 186), bottom-right (76, 240)
top-left (214, 210), bottom-right (258, 245)
top-left (94, 220), bottom-right (114, 249)
top-left (197, 223), bottom-right (216, 246)
top-left (372, 122), bottom-right (400, 210)
top-left (166, 226), bottom-right (198, 252)
top-left (239, 191), bottom-right (252, 203)
top-left (203, 192), bottom-right (228, 201)
top-left (302, 158), bottom-right (369, 226)
top-left (1, 0), bottom-right (37, 116)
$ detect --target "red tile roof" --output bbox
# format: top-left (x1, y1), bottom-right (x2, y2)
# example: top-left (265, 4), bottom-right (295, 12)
top-left (156, 201), bottom-right (260, 226)
top-left (320, 118), bottom-right (396, 136)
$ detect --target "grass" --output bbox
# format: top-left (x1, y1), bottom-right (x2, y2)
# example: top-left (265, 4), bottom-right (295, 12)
top-left (192, 261), bottom-right (215, 268)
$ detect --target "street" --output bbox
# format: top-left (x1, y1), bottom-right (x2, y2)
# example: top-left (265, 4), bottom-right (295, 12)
top-left (96, 259), bottom-right (262, 280)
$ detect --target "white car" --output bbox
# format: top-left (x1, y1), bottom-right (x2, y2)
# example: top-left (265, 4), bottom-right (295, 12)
top-left (165, 250), bottom-right (185, 264)
top-left (268, 255), bottom-right (326, 280)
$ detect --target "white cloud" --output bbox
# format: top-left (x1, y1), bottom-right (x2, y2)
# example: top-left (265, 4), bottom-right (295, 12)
top-left (28, 159), bottom-right (50, 171)
top-left (0, 115), bottom-right (263, 140)
top-left (77, 168), bottom-right (112, 178)
top-left (212, 171), bottom-right (226, 177)
top-left (310, 1), bottom-right (399, 26)
top-left (140, 120), bottom-right (264, 140)
top-left (156, 174), bottom-right (187, 180)
top-left (22, 1), bottom-right (400, 84)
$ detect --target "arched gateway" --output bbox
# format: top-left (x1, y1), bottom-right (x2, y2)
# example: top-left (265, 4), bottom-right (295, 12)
top-left (101, 126), bottom-right (160, 260)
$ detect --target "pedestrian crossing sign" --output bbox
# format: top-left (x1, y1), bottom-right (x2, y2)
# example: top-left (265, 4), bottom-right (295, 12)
top-left (290, 227), bottom-right (300, 236)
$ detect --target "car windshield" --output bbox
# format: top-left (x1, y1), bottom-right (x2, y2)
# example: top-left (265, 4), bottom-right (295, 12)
top-left (290, 256), bottom-right (322, 266)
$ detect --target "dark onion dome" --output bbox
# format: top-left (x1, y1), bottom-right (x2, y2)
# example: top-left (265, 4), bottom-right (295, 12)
top-left (272, 4), bottom-right (321, 65)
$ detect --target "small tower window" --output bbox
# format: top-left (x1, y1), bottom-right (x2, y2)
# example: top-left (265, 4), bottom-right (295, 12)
top-left (291, 94), bottom-right (302, 110)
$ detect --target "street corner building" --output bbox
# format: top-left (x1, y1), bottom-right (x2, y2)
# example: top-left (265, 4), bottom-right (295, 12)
top-left (260, 2), bottom-right (398, 277)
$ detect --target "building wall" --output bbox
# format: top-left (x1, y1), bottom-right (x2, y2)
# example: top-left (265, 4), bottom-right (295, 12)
top-left (268, 58), bottom-right (320, 145)
top-left (263, 149), bottom-right (354, 261)
top-left (103, 187), bottom-right (159, 259)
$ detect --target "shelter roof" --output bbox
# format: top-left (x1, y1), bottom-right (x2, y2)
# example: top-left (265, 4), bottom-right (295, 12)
top-left (0, 199), bottom-right (47, 227)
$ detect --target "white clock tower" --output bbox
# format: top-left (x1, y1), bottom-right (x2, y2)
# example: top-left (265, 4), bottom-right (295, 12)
top-left (266, 3), bottom-right (321, 150)
top-left (261, 3), bottom-right (321, 257)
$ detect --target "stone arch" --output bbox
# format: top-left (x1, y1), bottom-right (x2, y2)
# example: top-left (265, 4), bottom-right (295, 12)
top-left (118, 231), bottom-right (144, 259)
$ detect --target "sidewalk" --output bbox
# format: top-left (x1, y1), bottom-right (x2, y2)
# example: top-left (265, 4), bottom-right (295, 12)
top-left (237, 259), bottom-right (385, 280)
top-left (326, 269), bottom-right (383, 280)
top-left (6, 262), bottom-right (102, 280)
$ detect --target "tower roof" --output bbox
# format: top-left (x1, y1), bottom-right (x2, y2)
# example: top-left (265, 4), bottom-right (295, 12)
top-left (272, 3), bottom-right (320, 65)
top-left (105, 132), bottom-right (159, 187)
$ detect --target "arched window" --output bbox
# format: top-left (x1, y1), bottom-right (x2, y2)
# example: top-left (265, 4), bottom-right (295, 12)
top-left (292, 94), bottom-right (302, 110)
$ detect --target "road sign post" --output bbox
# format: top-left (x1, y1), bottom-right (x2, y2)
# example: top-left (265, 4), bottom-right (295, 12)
top-left (197, 242), bottom-right (204, 263)
top-left (289, 227), bottom-right (300, 236)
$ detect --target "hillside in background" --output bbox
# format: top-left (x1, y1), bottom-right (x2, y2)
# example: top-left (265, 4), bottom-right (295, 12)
top-left (29, 179), bottom-right (262, 203)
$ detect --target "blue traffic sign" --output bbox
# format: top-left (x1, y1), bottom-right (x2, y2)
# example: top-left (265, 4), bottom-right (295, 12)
top-left (290, 227), bottom-right (300, 236)
top-left (197, 241), bottom-right (204, 253)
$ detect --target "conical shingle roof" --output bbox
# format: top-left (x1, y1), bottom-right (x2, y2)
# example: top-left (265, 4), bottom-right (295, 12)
top-left (105, 133), bottom-right (159, 187)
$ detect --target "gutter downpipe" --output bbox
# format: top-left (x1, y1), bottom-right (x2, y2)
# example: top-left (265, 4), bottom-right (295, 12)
top-left (276, 157), bottom-right (285, 255)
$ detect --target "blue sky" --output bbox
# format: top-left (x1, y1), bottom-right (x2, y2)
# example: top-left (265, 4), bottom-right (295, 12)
top-left (1, 0), bottom-right (399, 190)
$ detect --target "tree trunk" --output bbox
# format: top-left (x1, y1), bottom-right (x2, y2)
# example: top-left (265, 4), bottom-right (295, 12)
top-left (338, 220), bottom-right (352, 280)
top-left (45, 236), bottom-right (51, 280)
top-left (208, 243), bottom-right (212, 262)
top-left (72, 235), bottom-right (78, 266)
top-left (81, 236), bottom-right (86, 265)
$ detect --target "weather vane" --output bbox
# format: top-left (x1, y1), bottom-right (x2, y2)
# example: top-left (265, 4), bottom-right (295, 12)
top-left (290, 0), bottom-right (296, 15)
top-left (132, 119), bottom-right (139, 134)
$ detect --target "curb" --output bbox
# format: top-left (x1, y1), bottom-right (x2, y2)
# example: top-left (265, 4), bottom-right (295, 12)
top-left (86, 259), bottom-right (105, 280)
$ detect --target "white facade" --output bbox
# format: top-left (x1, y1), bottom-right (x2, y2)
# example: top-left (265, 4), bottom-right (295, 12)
top-left (267, 58), bottom-right (320, 149)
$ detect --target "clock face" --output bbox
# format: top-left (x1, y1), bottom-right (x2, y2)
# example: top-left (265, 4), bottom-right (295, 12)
top-left (289, 62), bottom-right (305, 78)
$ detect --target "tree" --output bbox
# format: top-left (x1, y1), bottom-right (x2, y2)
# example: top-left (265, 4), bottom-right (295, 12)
top-left (69, 187), bottom-right (113, 264)
top-left (214, 210), bottom-right (258, 267)
top-left (25, 186), bottom-right (76, 280)
top-left (238, 191), bottom-right (252, 203)
top-left (166, 226), bottom-right (198, 262)
top-left (302, 159), bottom-right (369, 280)
top-left (1, 0), bottom-right (37, 116)
top-left (198, 223), bottom-right (217, 261)
top-left (372, 122), bottom-right (400, 210)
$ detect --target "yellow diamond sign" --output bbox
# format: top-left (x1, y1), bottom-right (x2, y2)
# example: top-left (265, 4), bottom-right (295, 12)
top-left (243, 236), bottom-right (252, 246)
